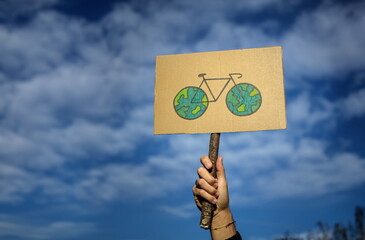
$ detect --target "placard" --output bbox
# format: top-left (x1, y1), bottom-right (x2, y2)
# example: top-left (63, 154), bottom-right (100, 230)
top-left (154, 47), bottom-right (286, 134)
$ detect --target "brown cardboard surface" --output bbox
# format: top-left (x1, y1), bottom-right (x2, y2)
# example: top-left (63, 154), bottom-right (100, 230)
top-left (154, 47), bottom-right (286, 135)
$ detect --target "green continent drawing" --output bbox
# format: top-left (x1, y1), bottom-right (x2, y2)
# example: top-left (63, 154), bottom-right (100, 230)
top-left (226, 83), bottom-right (262, 116)
top-left (173, 87), bottom-right (208, 120)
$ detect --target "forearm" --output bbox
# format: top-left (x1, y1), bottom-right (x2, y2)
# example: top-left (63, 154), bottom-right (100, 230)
top-left (210, 208), bottom-right (237, 240)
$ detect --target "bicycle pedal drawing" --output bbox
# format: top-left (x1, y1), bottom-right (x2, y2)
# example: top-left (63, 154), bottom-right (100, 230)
top-left (173, 73), bottom-right (262, 120)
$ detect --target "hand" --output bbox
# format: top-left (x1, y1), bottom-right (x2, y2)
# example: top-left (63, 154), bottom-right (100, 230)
top-left (192, 156), bottom-right (240, 239)
top-left (192, 155), bottom-right (230, 217)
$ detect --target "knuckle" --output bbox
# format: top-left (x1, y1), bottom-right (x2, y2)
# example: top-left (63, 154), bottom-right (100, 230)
top-left (208, 177), bottom-right (216, 185)
top-left (204, 175), bottom-right (213, 183)
top-left (205, 175), bottom-right (212, 182)
top-left (208, 187), bottom-right (217, 195)
top-left (196, 178), bottom-right (202, 186)
top-left (194, 179), bottom-right (199, 187)
top-left (209, 188), bottom-right (218, 196)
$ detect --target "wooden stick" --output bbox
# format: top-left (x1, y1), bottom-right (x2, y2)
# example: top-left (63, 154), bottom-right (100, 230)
top-left (200, 133), bottom-right (221, 229)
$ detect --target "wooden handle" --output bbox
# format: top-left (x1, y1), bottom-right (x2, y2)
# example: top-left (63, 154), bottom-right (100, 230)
top-left (200, 133), bottom-right (221, 229)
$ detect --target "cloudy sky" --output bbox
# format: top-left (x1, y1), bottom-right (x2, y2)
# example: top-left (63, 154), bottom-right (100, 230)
top-left (0, 0), bottom-right (365, 239)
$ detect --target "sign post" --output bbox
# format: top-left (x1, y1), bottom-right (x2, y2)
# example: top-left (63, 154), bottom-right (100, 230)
top-left (200, 132), bottom-right (220, 229)
top-left (154, 47), bottom-right (286, 229)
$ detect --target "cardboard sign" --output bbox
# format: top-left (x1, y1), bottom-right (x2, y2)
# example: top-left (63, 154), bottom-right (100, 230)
top-left (154, 46), bottom-right (286, 135)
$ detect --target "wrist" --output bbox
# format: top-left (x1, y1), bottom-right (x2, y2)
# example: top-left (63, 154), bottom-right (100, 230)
top-left (211, 208), bottom-right (237, 237)
top-left (212, 208), bottom-right (233, 227)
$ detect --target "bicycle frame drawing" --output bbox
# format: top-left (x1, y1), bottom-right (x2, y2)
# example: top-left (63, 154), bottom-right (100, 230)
top-left (191, 73), bottom-right (243, 104)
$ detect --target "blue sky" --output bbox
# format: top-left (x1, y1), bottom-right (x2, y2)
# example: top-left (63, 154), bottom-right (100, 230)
top-left (0, 0), bottom-right (365, 239)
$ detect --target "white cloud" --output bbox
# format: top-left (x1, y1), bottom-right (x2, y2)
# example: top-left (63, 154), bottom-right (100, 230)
top-left (0, 214), bottom-right (94, 239)
top-left (158, 203), bottom-right (197, 218)
top-left (0, 104), bottom-right (153, 172)
top-left (256, 152), bottom-right (365, 199)
top-left (193, 21), bottom-right (276, 53)
top-left (283, 1), bottom-right (365, 80)
top-left (339, 88), bottom-right (365, 118)
top-left (0, 8), bottom-right (156, 172)
top-left (0, 0), bottom-right (364, 217)
top-left (2, 3), bottom-right (365, 240)
top-left (223, 134), bottom-right (365, 206)
top-left (73, 163), bottom-right (169, 202)
top-left (161, 0), bottom-right (365, 87)
top-left (0, 164), bottom-right (36, 202)
top-left (287, 93), bottom-right (336, 133)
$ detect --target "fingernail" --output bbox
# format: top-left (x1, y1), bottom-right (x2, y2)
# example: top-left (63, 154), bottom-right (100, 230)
top-left (215, 192), bottom-right (219, 198)
top-left (214, 183), bottom-right (218, 188)
top-left (212, 198), bottom-right (217, 204)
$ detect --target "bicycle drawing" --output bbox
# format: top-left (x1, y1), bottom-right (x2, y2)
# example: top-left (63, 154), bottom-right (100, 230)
top-left (173, 73), bottom-right (262, 120)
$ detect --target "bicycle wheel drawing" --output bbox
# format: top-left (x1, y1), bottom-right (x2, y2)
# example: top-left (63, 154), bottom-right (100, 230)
top-left (173, 87), bottom-right (209, 120)
top-left (226, 83), bottom-right (262, 116)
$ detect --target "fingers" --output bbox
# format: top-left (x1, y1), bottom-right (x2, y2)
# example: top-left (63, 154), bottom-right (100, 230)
top-left (196, 178), bottom-right (219, 197)
top-left (193, 158), bottom-right (220, 205)
top-left (197, 167), bottom-right (217, 186)
top-left (200, 156), bottom-right (212, 169)
top-left (199, 155), bottom-right (226, 183)
top-left (192, 183), bottom-right (218, 204)
top-left (193, 156), bottom-right (225, 206)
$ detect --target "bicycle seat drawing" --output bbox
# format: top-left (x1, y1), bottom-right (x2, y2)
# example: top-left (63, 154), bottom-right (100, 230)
top-left (173, 73), bottom-right (262, 120)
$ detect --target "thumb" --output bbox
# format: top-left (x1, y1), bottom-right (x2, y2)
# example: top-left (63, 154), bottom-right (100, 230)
top-left (216, 156), bottom-right (226, 180)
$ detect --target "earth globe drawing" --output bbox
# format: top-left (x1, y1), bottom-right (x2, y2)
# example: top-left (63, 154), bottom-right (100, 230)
top-left (173, 87), bottom-right (208, 120)
top-left (226, 83), bottom-right (262, 116)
